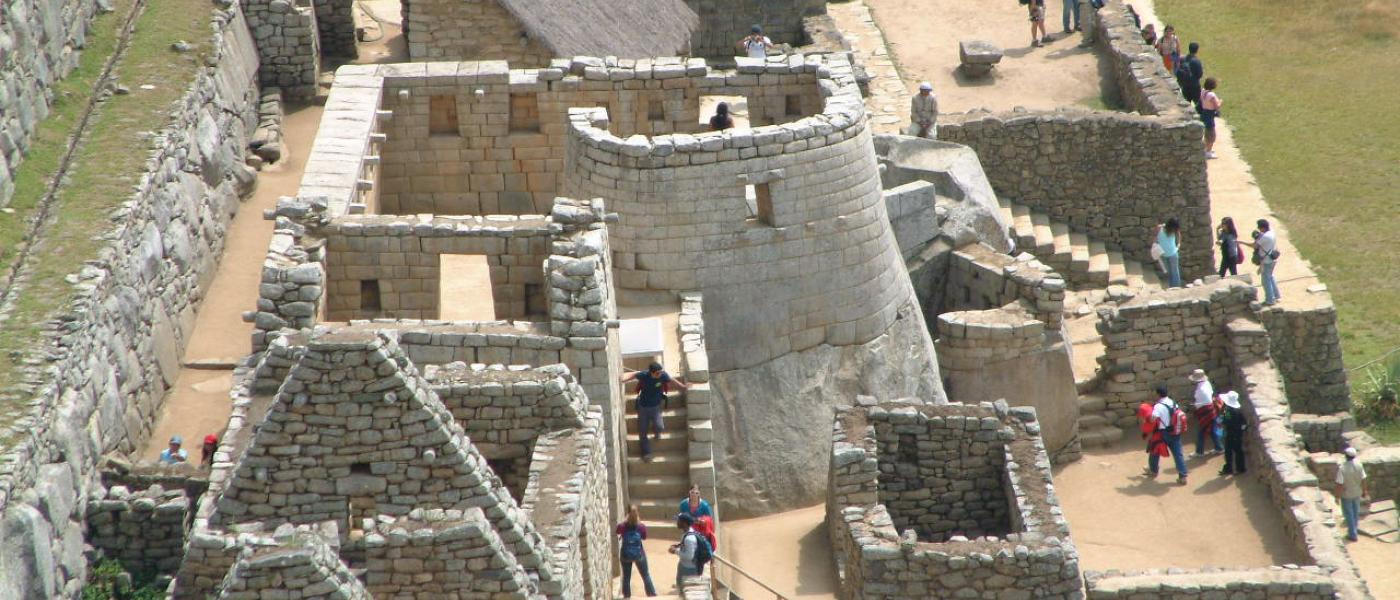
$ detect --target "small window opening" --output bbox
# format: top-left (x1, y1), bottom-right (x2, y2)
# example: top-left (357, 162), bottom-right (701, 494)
top-left (360, 280), bottom-right (381, 311)
top-left (350, 462), bottom-right (372, 475)
top-left (647, 99), bottom-right (665, 121)
top-left (785, 94), bottom-right (803, 117)
top-left (745, 183), bottom-right (774, 226)
top-left (429, 95), bottom-right (459, 135)
top-left (524, 283), bottom-right (546, 318)
top-left (510, 93), bottom-right (541, 133)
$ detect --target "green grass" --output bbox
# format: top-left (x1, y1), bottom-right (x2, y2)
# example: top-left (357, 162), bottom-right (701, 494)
top-left (0, 0), bottom-right (210, 444)
top-left (1154, 1), bottom-right (1400, 415)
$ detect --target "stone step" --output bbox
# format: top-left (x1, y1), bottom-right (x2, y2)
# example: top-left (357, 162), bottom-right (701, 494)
top-left (1085, 240), bottom-right (1111, 287)
top-left (1068, 232), bottom-right (1092, 274)
top-left (1011, 204), bottom-right (1036, 249)
top-left (626, 430), bottom-right (688, 455)
top-left (1079, 425), bottom-right (1125, 449)
top-left (1047, 222), bottom-right (1073, 270)
top-left (637, 498), bottom-right (686, 521)
top-left (1105, 250), bottom-right (1129, 285)
top-left (1031, 212), bottom-right (1055, 256)
top-left (639, 519), bottom-right (684, 541)
top-left (628, 474), bottom-right (691, 499)
top-left (1078, 413), bottom-right (1112, 430)
top-left (1078, 394), bottom-right (1107, 414)
top-left (627, 452), bottom-right (689, 477)
top-left (626, 408), bottom-right (689, 433)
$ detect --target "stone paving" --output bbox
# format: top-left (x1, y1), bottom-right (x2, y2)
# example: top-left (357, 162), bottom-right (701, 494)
top-left (828, 0), bottom-right (909, 135)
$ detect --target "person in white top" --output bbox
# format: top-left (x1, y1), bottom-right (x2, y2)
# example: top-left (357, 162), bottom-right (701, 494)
top-left (1189, 369), bottom-right (1221, 456)
top-left (910, 82), bottom-right (938, 138)
top-left (1335, 447), bottom-right (1367, 541)
top-left (1241, 219), bottom-right (1281, 306)
top-left (737, 25), bottom-right (774, 59)
top-left (1147, 385), bottom-right (1188, 484)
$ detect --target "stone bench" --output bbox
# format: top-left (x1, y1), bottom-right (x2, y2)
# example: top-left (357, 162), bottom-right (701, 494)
top-left (959, 40), bottom-right (1004, 77)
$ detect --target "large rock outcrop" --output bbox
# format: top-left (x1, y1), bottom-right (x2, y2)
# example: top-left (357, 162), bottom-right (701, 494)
top-left (874, 134), bottom-right (1012, 252)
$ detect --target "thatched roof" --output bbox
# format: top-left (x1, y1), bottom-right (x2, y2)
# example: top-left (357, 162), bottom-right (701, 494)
top-left (498, 0), bottom-right (699, 59)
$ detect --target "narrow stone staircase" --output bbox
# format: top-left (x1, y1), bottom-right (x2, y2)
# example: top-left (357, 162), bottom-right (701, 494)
top-left (1076, 392), bottom-right (1127, 449)
top-left (625, 390), bottom-right (690, 541)
top-left (997, 198), bottom-right (1162, 292)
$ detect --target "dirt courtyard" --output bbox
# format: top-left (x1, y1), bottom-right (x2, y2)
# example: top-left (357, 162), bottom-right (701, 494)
top-left (1053, 438), bottom-right (1306, 571)
top-left (866, 0), bottom-right (1114, 113)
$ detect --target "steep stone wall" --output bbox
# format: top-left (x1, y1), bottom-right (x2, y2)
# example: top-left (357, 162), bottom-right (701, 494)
top-left (84, 483), bottom-right (191, 575)
top-left (0, 5), bottom-right (259, 597)
top-left (936, 2), bottom-right (1210, 280)
top-left (241, 0), bottom-right (320, 99)
top-left (1259, 304), bottom-right (1350, 414)
top-left (400, 0), bottom-right (553, 65)
top-left (684, 0), bottom-right (825, 57)
top-left (0, 0), bottom-right (100, 204)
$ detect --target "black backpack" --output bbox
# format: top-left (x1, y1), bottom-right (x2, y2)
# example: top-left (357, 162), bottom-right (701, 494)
top-left (687, 531), bottom-right (712, 573)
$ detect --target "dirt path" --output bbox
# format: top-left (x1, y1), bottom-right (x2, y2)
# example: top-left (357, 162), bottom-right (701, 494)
top-left (719, 504), bottom-right (837, 600)
top-left (1052, 439), bottom-right (1306, 571)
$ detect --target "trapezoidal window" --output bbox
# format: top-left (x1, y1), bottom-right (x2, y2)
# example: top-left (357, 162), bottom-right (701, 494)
top-left (510, 93), bottom-right (541, 133)
top-left (745, 183), bottom-right (774, 226)
top-left (647, 99), bottom-right (665, 121)
top-left (785, 94), bottom-right (803, 118)
top-left (429, 95), bottom-right (459, 136)
top-left (360, 280), bottom-right (382, 311)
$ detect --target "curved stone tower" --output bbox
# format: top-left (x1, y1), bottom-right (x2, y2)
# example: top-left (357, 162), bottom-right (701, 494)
top-left (564, 55), bottom-right (944, 513)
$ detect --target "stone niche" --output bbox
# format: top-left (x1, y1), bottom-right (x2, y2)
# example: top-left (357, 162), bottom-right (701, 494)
top-left (827, 401), bottom-right (1083, 599)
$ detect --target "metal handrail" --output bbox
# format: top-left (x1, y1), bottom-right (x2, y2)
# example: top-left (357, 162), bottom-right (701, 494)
top-left (710, 552), bottom-right (791, 600)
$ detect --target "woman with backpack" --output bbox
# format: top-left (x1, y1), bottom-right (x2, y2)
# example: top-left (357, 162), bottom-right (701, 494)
top-left (616, 505), bottom-right (657, 597)
top-left (1154, 218), bottom-right (1183, 288)
top-left (1217, 217), bottom-right (1241, 277)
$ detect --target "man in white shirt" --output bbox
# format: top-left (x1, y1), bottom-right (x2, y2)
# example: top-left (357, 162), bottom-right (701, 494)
top-left (1148, 385), bottom-right (1188, 484)
top-left (669, 513), bottom-right (706, 590)
top-left (738, 25), bottom-right (774, 59)
top-left (910, 82), bottom-right (939, 138)
top-left (1189, 369), bottom-right (1221, 456)
top-left (1243, 219), bottom-right (1281, 306)
top-left (1335, 447), bottom-right (1367, 541)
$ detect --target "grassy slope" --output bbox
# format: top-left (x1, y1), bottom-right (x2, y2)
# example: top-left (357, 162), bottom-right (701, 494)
top-left (1153, 2), bottom-right (1400, 379)
top-left (0, 0), bottom-right (209, 443)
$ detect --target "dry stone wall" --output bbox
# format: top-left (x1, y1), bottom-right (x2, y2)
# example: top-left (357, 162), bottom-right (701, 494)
top-left (518, 411), bottom-right (611, 600)
top-left (0, 6), bottom-right (259, 597)
top-left (85, 482), bottom-right (192, 575)
top-left (217, 530), bottom-right (371, 600)
top-left (1259, 305), bottom-right (1350, 414)
top-left (241, 0), bottom-right (320, 99)
top-left (401, 0), bottom-right (553, 65)
top-left (1084, 567), bottom-right (1337, 600)
top-left (0, 0), bottom-right (100, 204)
top-left (362, 508), bottom-right (536, 599)
top-left (942, 243), bottom-right (1065, 331)
top-left (683, 0), bottom-right (825, 57)
top-left (936, 2), bottom-right (1210, 279)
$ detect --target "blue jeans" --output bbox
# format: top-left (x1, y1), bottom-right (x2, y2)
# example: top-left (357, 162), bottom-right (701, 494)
top-left (622, 557), bottom-right (657, 597)
top-left (1163, 254), bottom-right (1182, 288)
top-left (676, 563), bottom-right (700, 591)
top-left (1149, 432), bottom-right (1188, 478)
top-left (637, 404), bottom-right (663, 456)
top-left (1342, 497), bottom-right (1361, 540)
top-left (1195, 420), bottom-right (1222, 454)
top-left (1063, 0), bottom-right (1081, 29)
top-left (1261, 259), bottom-right (1280, 304)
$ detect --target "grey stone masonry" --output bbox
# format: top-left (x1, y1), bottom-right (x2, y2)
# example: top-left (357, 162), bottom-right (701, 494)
top-left (828, 400), bottom-right (1083, 600)
top-left (1095, 279), bottom-right (1255, 428)
top-left (1259, 304), bottom-right (1351, 414)
top-left (957, 41), bottom-right (1002, 78)
top-left (0, 0), bottom-right (100, 205)
top-left (0, 4), bottom-right (260, 597)
top-left (217, 529), bottom-right (371, 600)
top-left (85, 482), bottom-right (192, 574)
top-left (312, 0), bottom-right (355, 59)
top-left (943, 242), bottom-right (1065, 331)
top-left (683, 0), bottom-right (826, 57)
top-left (241, 0), bottom-right (321, 99)
top-left (937, 1), bottom-right (1210, 280)
top-left (1289, 412), bottom-right (1355, 454)
top-left (402, 0), bottom-right (554, 65)
top-left (679, 293), bottom-right (719, 502)
top-left (1084, 567), bottom-right (1337, 599)
top-left (362, 507), bottom-right (537, 599)
top-left (518, 409), bottom-right (611, 600)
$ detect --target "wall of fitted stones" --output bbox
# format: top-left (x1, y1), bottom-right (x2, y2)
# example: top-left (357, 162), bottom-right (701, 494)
top-left (1083, 567), bottom-right (1337, 600)
top-left (1310, 447), bottom-right (1400, 507)
top-left (1290, 413), bottom-right (1354, 454)
top-left (518, 410), bottom-right (610, 600)
top-left (565, 54), bottom-right (923, 372)
top-left (1259, 305), bottom-right (1350, 415)
top-left (322, 215), bottom-right (553, 320)
top-left (85, 483), bottom-right (191, 575)
top-left (1095, 279), bottom-right (1255, 425)
top-left (362, 507), bottom-right (536, 599)
top-left (242, 0), bottom-right (321, 99)
top-left (678, 293), bottom-right (718, 504)
top-left (941, 243), bottom-right (1064, 331)
top-left (1223, 318), bottom-right (1372, 599)
top-left (0, 0), bottom-right (99, 204)
top-left (936, 2), bottom-right (1209, 280)
top-left (216, 532), bottom-right (371, 600)
top-left (0, 7), bottom-right (259, 598)
top-left (683, 0), bottom-right (826, 57)
top-left (374, 58), bottom-right (823, 216)
top-left (311, 0), bottom-right (355, 59)
top-left (827, 402), bottom-right (1082, 600)
top-left (400, 0), bottom-right (554, 65)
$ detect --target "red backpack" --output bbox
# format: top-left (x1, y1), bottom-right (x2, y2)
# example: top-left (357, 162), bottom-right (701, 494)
top-left (1167, 401), bottom-right (1189, 436)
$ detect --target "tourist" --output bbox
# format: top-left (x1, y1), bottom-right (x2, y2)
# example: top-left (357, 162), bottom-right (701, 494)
top-left (201, 434), bottom-right (219, 466)
top-left (159, 435), bottom-right (188, 464)
top-left (1199, 77), bottom-right (1222, 159)
top-left (1156, 25), bottom-right (1181, 72)
top-left (1189, 369), bottom-right (1221, 456)
top-left (679, 484), bottom-right (714, 520)
top-left (1216, 216), bottom-right (1240, 277)
top-left (617, 505), bottom-right (658, 597)
top-left (910, 82), bottom-right (938, 138)
top-left (1240, 219), bottom-right (1280, 305)
top-left (1138, 401), bottom-right (1169, 463)
top-left (1147, 385), bottom-right (1188, 484)
top-left (1335, 447), bottom-right (1368, 542)
top-left (1176, 42), bottom-right (1204, 110)
top-left (1028, 0), bottom-right (1048, 47)
top-left (1061, 0), bottom-right (1080, 34)
top-left (710, 102), bottom-right (735, 131)
top-left (669, 513), bottom-right (709, 589)
top-left (1217, 385), bottom-right (1247, 476)
top-left (737, 25), bottom-right (773, 59)
top-left (620, 362), bottom-right (689, 461)
top-left (1154, 218), bottom-right (1182, 288)
top-left (1141, 23), bottom-right (1157, 48)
